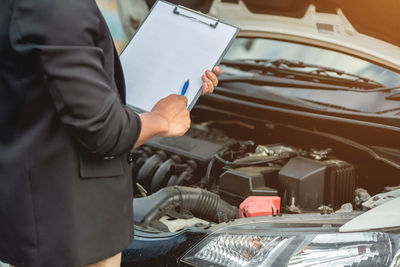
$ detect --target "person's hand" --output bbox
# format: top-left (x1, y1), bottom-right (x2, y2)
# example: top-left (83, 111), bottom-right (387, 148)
top-left (201, 66), bottom-right (221, 95)
top-left (150, 94), bottom-right (191, 137)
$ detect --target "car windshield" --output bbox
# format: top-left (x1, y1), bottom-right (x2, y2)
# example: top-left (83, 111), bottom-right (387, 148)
top-left (224, 38), bottom-right (400, 87)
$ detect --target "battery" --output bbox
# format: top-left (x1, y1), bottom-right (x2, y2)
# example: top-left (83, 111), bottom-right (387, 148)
top-left (239, 196), bottom-right (281, 218)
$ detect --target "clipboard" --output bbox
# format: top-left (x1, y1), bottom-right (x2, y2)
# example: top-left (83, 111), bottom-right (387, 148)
top-left (120, 0), bottom-right (240, 112)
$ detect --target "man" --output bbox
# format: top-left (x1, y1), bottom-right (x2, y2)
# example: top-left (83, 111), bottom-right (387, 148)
top-left (0, 0), bottom-right (220, 266)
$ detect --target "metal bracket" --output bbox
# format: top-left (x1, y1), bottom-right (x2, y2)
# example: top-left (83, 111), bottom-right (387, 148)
top-left (173, 6), bottom-right (219, 28)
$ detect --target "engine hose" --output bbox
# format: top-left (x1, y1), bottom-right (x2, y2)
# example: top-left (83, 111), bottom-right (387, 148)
top-left (151, 159), bottom-right (175, 193)
top-left (167, 175), bottom-right (178, 186)
top-left (174, 171), bottom-right (190, 186)
top-left (133, 186), bottom-right (238, 226)
top-left (136, 151), bottom-right (167, 186)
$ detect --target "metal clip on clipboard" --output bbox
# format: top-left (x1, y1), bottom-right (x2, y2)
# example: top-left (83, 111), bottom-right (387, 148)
top-left (173, 5), bottom-right (219, 28)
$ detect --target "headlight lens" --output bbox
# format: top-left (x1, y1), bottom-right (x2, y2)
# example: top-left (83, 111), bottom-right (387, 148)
top-left (188, 234), bottom-right (292, 266)
top-left (182, 231), bottom-right (400, 267)
top-left (289, 232), bottom-right (393, 266)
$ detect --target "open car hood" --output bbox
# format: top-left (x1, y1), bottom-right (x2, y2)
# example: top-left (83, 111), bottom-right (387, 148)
top-left (208, 0), bottom-right (400, 72)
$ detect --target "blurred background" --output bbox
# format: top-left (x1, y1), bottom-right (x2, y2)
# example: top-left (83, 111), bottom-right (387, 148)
top-left (97, 0), bottom-right (400, 54)
top-left (96, 0), bottom-right (130, 52)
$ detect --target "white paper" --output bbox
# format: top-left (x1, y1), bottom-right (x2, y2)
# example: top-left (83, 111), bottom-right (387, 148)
top-left (120, 1), bottom-right (238, 112)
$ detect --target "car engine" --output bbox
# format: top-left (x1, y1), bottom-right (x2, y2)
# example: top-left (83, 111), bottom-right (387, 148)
top-left (130, 119), bottom-right (369, 231)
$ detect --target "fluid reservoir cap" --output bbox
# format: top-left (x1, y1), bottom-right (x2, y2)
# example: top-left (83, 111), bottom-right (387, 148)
top-left (239, 196), bottom-right (281, 218)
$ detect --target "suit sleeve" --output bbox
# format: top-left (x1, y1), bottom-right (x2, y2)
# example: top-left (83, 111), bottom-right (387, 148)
top-left (9, 0), bottom-right (141, 157)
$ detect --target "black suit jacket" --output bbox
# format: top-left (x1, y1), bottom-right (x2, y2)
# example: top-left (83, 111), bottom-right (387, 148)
top-left (0, 1), bottom-right (141, 266)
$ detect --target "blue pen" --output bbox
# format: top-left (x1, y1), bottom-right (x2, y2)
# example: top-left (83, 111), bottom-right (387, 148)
top-left (181, 80), bottom-right (189, 95)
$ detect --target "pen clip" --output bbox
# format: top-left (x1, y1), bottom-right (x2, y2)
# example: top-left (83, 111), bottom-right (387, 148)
top-left (173, 6), bottom-right (219, 28)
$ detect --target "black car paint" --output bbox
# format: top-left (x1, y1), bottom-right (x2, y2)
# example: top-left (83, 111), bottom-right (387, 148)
top-left (122, 228), bottom-right (207, 266)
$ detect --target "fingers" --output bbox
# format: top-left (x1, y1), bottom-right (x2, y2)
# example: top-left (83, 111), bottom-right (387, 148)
top-left (202, 82), bottom-right (209, 95)
top-left (175, 94), bottom-right (188, 106)
top-left (167, 94), bottom-right (188, 106)
top-left (180, 109), bottom-right (191, 134)
top-left (202, 74), bottom-right (215, 95)
top-left (201, 67), bottom-right (221, 95)
top-left (213, 66), bottom-right (222, 76)
top-left (162, 95), bottom-right (191, 136)
top-left (201, 77), bottom-right (214, 95)
top-left (153, 94), bottom-right (188, 115)
top-left (180, 95), bottom-right (188, 106)
top-left (206, 70), bottom-right (218, 87)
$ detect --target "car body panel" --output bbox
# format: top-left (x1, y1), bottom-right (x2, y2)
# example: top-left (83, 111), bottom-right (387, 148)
top-left (209, 0), bottom-right (400, 71)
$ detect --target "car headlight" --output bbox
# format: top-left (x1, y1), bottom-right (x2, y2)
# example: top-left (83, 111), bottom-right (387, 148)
top-left (181, 226), bottom-right (400, 266)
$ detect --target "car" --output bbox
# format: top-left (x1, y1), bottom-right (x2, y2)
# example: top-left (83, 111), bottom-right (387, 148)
top-left (100, 0), bottom-right (400, 266)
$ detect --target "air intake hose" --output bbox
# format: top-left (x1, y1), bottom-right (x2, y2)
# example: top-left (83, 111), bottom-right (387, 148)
top-left (133, 186), bottom-right (238, 225)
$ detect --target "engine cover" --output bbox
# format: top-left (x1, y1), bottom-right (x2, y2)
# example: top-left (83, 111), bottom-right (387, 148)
top-left (279, 157), bottom-right (356, 210)
top-left (146, 135), bottom-right (225, 163)
top-left (219, 166), bottom-right (279, 206)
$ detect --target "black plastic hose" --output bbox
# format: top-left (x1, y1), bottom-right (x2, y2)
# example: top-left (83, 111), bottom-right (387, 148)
top-left (134, 186), bottom-right (238, 226)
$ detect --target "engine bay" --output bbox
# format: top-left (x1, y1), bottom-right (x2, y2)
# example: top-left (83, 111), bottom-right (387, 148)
top-left (131, 106), bottom-right (400, 232)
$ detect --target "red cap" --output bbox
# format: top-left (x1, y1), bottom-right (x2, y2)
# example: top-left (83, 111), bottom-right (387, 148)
top-left (239, 196), bottom-right (281, 218)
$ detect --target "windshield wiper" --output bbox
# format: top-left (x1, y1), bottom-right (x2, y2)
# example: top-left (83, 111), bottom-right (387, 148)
top-left (221, 58), bottom-right (386, 90)
top-left (268, 58), bottom-right (382, 86)
top-left (218, 72), bottom-right (400, 94)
